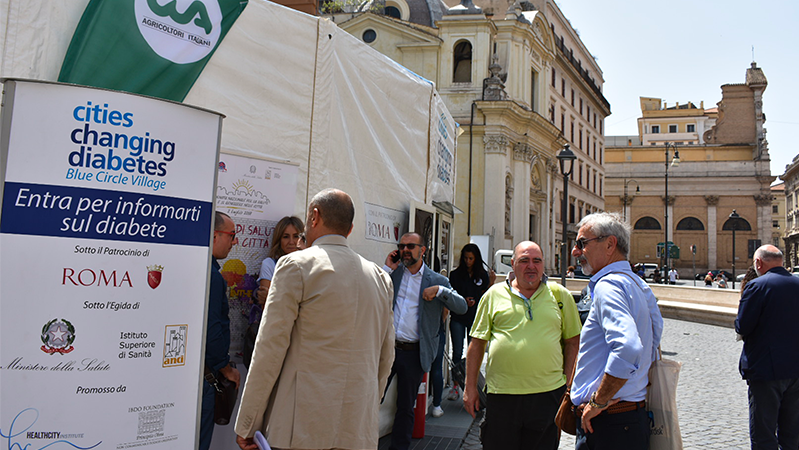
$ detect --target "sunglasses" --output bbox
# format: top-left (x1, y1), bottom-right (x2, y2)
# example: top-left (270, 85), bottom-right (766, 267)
top-left (574, 235), bottom-right (606, 250)
top-left (397, 243), bottom-right (421, 250)
top-left (216, 230), bottom-right (236, 239)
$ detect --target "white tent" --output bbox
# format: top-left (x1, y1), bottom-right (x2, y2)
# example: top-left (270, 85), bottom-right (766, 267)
top-left (0, 0), bottom-right (457, 264)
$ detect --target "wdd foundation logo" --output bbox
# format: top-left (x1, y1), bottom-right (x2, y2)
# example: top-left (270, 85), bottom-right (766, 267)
top-left (134, 0), bottom-right (223, 64)
top-left (163, 325), bottom-right (187, 367)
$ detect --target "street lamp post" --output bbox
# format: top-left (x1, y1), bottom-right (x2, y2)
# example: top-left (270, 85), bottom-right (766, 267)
top-left (730, 209), bottom-right (740, 290)
top-left (622, 178), bottom-right (640, 222)
top-left (557, 144), bottom-right (576, 286)
top-left (663, 143), bottom-right (680, 283)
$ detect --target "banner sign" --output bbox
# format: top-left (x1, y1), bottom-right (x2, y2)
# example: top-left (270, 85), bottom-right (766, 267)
top-left (427, 93), bottom-right (458, 204)
top-left (58, 0), bottom-right (248, 102)
top-left (364, 202), bottom-right (407, 244)
top-left (214, 154), bottom-right (298, 353)
top-left (0, 80), bottom-right (222, 449)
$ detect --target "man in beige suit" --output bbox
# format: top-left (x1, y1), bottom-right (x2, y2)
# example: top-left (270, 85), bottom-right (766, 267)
top-left (235, 188), bottom-right (395, 450)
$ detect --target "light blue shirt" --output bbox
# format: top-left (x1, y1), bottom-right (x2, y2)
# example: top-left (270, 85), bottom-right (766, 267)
top-left (571, 261), bottom-right (664, 405)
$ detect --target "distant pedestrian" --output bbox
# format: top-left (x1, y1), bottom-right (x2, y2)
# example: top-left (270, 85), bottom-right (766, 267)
top-left (668, 267), bottom-right (678, 285)
top-left (570, 212), bottom-right (663, 450)
top-left (567, 265), bottom-right (576, 278)
top-left (463, 241), bottom-right (581, 450)
top-left (716, 274), bottom-right (727, 289)
top-left (735, 245), bottom-right (799, 449)
top-left (448, 243), bottom-right (495, 401)
top-left (704, 272), bottom-right (713, 287)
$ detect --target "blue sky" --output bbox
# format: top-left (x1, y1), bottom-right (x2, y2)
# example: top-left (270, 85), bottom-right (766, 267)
top-left (556, 0), bottom-right (799, 179)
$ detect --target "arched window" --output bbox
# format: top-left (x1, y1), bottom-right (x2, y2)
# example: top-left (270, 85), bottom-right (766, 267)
top-left (453, 41), bottom-right (472, 83)
top-left (722, 217), bottom-right (752, 231)
top-left (676, 217), bottom-right (705, 231)
top-left (384, 6), bottom-right (401, 18)
top-left (634, 216), bottom-right (661, 230)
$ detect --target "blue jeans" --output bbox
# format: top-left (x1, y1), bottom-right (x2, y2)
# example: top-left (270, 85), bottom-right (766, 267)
top-left (449, 320), bottom-right (470, 366)
top-left (199, 380), bottom-right (215, 450)
top-left (430, 324), bottom-right (446, 407)
top-left (748, 377), bottom-right (799, 449)
top-left (575, 407), bottom-right (649, 450)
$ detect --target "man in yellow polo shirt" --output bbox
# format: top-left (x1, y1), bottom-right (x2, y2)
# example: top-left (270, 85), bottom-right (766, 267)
top-left (463, 241), bottom-right (581, 450)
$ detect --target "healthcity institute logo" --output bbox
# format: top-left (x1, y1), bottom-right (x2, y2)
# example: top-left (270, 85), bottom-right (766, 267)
top-left (135, 0), bottom-right (223, 64)
top-left (41, 319), bottom-right (76, 355)
top-left (147, 265), bottom-right (164, 289)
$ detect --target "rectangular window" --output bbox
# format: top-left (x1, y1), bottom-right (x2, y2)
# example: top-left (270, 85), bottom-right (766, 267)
top-left (579, 164), bottom-right (583, 186)
top-left (579, 129), bottom-right (583, 149)
top-left (561, 113), bottom-right (565, 131)
top-left (530, 70), bottom-right (536, 111)
top-left (599, 120), bottom-right (603, 134)
top-left (550, 105), bottom-right (555, 123)
top-left (551, 68), bottom-right (556, 87)
top-left (773, 204), bottom-right (779, 214)
top-left (773, 220), bottom-right (780, 228)
top-left (593, 113), bottom-right (597, 128)
top-left (599, 177), bottom-right (603, 196)
top-left (580, 98), bottom-right (583, 115)
top-left (669, 124), bottom-right (678, 133)
top-left (651, 125), bottom-right (660, 134)
top-left (571, 89), bottom-right (575, 106)
top-left (570, 121), bottom-right (574, 142)
top-left (561, 79), bottom-right (566, 97)
top-left (593, 172), bottom-right (597, 194)
top-left (687, 124), bottom-right (696, 133)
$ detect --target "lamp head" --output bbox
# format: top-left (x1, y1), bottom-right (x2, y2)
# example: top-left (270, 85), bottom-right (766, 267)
top-left (557, 144), bottom-right (577, 177)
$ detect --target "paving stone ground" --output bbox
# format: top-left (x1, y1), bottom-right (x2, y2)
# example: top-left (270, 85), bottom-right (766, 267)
top-left (463, 318), bottom-right (750, 450)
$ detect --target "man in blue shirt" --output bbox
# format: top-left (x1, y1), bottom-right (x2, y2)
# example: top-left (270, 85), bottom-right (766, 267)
top-left (736, 245), bottom-right (799, 449)
top-left (201, 211), bottom-right (241, 450)
top-left (569, 212), bottom-right (663, 450)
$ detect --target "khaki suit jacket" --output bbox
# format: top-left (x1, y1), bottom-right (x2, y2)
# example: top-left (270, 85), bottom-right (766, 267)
top-left (234, 235), bottom-right (395, 449)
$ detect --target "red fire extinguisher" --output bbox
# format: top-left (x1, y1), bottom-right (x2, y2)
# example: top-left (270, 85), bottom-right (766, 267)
top-left (412, 373), bottom-right (428, 438)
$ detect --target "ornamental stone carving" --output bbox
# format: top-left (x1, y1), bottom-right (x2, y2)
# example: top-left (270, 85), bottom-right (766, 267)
top-left (513, 142), bottom-right (534, 162)
top-left (661, 195), bottom-right (676, 206)
top-left (704, 195), bottom-right (719, 206)
top-left (754, 194), bottom-right (774, 206)
top-left (620, 195), bottom-right (635, 206)
top-left (484, 135), bottom-right (509, 155)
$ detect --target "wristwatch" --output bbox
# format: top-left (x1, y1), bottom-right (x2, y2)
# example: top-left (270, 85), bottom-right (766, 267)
top-left (589, 392), bottom-right (608, 409)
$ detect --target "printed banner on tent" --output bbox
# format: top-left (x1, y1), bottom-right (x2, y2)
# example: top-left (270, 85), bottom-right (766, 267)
top-left (0, 80), bottom-right (222, 449)
top-left (58, 0), bottom-right (248, 102)
top-left (213, 154), bottom-right (298, 353)
top-left (427, 93), bottom-right (458, 205)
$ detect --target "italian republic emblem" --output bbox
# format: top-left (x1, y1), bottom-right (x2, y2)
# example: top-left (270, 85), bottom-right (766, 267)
top-left (41, 318), bottom-right (76, 355)
top-left (147, 264), bottom-right (163, 289)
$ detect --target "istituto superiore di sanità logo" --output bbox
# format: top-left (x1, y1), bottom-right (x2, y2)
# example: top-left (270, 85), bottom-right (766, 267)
top-left (135, 0), bottom-right (224, 64)
top-left (41, 319), bottom-right (76, 355)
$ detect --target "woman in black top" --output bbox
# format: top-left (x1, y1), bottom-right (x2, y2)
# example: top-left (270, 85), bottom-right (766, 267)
top-left (447, 244), bottom-right (494, 399)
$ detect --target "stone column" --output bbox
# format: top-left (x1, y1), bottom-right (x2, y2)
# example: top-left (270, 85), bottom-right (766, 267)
top-left (484, 135), bottom-right (510, 248)
top-left (513, 142), bottom-right (533, 243)
top-left (755, 194), bottom-right (773, 247)
top-left (705, 196), bottom-right (719, 270)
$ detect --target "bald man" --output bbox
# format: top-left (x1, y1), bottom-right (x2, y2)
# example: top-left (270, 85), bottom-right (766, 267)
top-left (235, 189), bottom-right (395, 450)
top-left (736, 245), bottom-right (799, 449)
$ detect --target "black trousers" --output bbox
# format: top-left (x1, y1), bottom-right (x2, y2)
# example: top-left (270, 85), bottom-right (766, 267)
top-left (481, 386), bottom-right (566, 450)
top-left (386, 347), bottom-right (425, 450)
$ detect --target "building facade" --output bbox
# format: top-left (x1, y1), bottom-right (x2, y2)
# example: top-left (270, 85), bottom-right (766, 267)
top-left (771, 182), bottom-right (785, 254)
top-left (605, 63), bottom-right (774, 278)
top-left (324, 0), bottom-right (609, 272)
top-left (781, 160), bottom-right (799, 269)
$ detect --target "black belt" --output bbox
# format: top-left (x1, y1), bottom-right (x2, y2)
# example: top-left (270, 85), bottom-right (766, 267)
top-left (395, 341), bottom-right (420, 351)
top-left (576, 400), bottom-right (646, 417)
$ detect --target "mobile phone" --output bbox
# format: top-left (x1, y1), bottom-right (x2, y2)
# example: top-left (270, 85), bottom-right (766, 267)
top-left (391, 251), bottom-right (400, 263)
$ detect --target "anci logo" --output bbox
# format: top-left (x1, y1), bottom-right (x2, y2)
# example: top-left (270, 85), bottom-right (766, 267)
top-left (134, 0), bottom-right (223, 64)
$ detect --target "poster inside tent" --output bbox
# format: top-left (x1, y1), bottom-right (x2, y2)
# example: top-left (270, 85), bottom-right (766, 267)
top-left (0, 80), bottom-right (221, 449)
top-left (214, 154), bottom-right (298, 353)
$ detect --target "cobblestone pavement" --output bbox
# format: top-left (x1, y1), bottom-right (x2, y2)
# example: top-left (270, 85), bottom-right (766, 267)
top-left (462, 318), bottom-right (750, 449)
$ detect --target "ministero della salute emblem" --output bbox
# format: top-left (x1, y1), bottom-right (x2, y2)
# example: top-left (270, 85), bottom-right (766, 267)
top-left (134, 0), bottom-right (224, 64)
top-left (41, 319), bottom-right (76, 355)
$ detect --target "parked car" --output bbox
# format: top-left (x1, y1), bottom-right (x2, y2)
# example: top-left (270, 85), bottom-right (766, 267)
top-left (639, 263), bottom-right (659, 279)
top-left (573, 266), bottom-right (591, 279)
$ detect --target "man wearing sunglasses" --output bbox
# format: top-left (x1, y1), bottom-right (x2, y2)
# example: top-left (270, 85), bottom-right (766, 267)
top-left (201, 211), bottom-right (241, 450)
top-left (463, 241), bottom-right (581, 450)
top-left (569, 212), bottom-right (663, 450)
top-left (383, 233), bottom-right (467, 450)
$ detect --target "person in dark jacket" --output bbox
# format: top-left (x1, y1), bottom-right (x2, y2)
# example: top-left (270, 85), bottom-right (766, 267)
top-left (447, 244), bottom-right (495, 400)
top-left (735, 245), bottom-right (799, 449)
